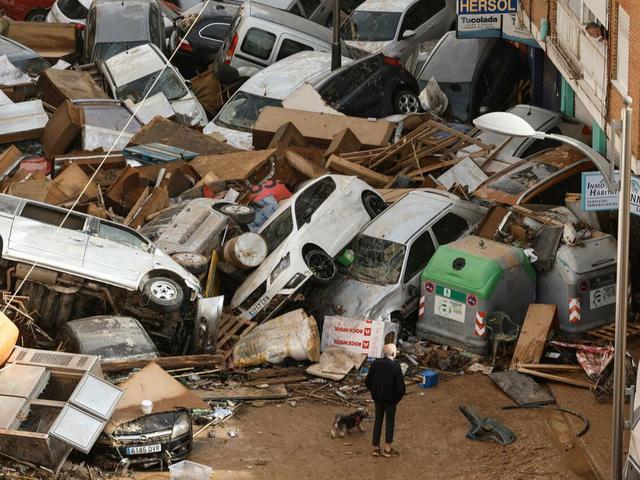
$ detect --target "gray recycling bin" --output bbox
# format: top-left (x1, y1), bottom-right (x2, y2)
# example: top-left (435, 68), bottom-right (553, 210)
top-left (416, 236), bottom-right (536, 355)
top-left (537, 233), bottom-right (616, 334)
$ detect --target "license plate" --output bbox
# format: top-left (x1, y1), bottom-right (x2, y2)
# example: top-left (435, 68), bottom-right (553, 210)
top-left (589, 285), bottom-right (615, 309)
top-left (126, 444), bottom-right (162, 455)
top-left (248, 294), bottom-right (271, 317)
top-left (434, 295), bottom-right (466, 322)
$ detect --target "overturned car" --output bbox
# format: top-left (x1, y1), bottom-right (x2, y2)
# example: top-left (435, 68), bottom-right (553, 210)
top-left (0, 194), bottom-right (220, 354)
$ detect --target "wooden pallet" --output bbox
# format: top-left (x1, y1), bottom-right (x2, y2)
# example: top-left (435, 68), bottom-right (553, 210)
top-left (216, 313), bottom-right (257, 359)
top-left (587, 323), bottom-right (640, 341)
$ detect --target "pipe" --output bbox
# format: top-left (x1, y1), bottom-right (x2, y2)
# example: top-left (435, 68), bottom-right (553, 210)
top-left (331, 0), bottom-right (341, 71)
top-left (612, 96), bottom-right (633, 480)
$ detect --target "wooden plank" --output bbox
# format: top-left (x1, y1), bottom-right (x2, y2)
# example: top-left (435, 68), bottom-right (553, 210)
top-left (546, 414), bottom-right (599, 479)
top-left (190, 149), bottom-right (276, 182)
top-left (516, 367), bottom-right (594, 389)
top-left (284, 149), bottom-right (327, 179)
top-left (122, 186), bottom-right (149, 225)
top-left (243, 374), bottom-right (307, 386)
top-left (216, 317), bottom-right (250, 350)
top-left (406, 159), bottom-right (459, 178)
top-left (100, 354), bottom-right (224, 372)
top-left (510, 304), bottom-right (557, 369)
top-left (128, 186), bottom-right (169, 228)
top-left (245, 366), bottom-right (308, 380)
top-left (194, 383), bottom-right (288, 401)
top-left (325, 154), bottom-right (392, 187)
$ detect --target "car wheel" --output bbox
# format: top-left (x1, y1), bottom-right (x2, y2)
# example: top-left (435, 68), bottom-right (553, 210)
top-left (216, 203), bottom-right (256, 225)
top-left (171, 252), bottom-right (209, 274)
top-left (394, 89), bottom-right (420, 114)
top-left (141, 277), bottom-right (184, 312)
top-left (362, 191), bottom-right (387, 219)
top-left (26, 9), bottom-right (48, 21)
top-left (304, 249), bottom-right (336, 283)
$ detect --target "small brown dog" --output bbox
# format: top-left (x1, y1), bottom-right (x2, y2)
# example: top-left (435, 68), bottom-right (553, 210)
top-left (330, 407), bottom-right (369, 438)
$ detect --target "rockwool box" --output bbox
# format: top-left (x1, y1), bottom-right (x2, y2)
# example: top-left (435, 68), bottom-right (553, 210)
top-left (321, 316), bottom-right (399, 358)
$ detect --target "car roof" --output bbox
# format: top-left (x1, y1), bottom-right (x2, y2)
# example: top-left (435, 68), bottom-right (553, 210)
top-left (254, 0), bottom-right (297, 10)
top-left (104, 44), bottom-right (166, 86)
top-left (93, 0), bottom-right (154, 42)
top-left (239, 51), bottom-right (337, 99)
top-left (419, 30), bottom-right (494, 83)
top-left (246, 1), bottom-right (332, 43)
top-left (362, 190), bottom-right (457, 244)
top-left (354, 0), bottom-right (414, 13)
top-left (182, 1), bottom-right (237, 17)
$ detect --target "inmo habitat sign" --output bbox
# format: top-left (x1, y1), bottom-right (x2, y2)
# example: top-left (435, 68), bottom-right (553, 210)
top-left (582, 171), bottom-right (640, 215)
top-left (457, 0), bottom-right (518, 15)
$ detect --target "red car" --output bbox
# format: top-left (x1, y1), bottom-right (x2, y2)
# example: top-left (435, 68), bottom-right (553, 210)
top-left (0, 0), bottom-right (54, 21)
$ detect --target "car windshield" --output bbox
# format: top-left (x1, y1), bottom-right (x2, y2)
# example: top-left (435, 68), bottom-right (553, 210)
top-left (0, 38), bottom-right (50, 76)
top-left (115, 67), bottom-right (188, 103)
top-left (260, 207), bottom-right (294, 254)
top-left (347, 234), bottom-right (406, 285)
top-left (341, 11), bottom-right (401, 42)
top-left (94, 41), bottom-right (147, 62)
top-left (216, 91), bottom-right (283, 132)
top-left (57, 0), bottom-right (88, 19)
top-left (489, 162), bottom-right (560, 195)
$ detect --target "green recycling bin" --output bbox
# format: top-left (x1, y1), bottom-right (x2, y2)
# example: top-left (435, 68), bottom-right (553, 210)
top-left (416, 236), bottom-right (536, 355)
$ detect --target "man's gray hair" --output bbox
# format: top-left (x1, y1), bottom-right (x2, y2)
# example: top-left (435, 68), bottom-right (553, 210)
top-left (383, 343), bottom-right (397, 359)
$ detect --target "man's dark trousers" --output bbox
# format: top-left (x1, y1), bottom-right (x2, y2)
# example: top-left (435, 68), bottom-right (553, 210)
top-left (372, 401), bottom-right (397, 446)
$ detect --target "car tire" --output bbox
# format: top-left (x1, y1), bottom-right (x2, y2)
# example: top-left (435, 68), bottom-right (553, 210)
top-left (362, 191), bottom-right (387, 219)
top-left (141, 277), bottom-right (184, 312)
top-left (26, 9), bottom-right (48, 21)
top-left (171, 252), bottom-right (209, 274)
top-left (216, 203), bottom-right (256, 225)
top-left (304, 249), bottom-right (336, 283)
top-left (394, 89), bottom-right (421, 114)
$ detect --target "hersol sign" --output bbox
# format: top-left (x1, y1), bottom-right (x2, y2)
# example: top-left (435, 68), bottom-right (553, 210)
top-left (457, 0), bottom-right (518, 15)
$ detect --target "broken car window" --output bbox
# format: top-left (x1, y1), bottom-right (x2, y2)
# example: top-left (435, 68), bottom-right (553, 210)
top-left (489, 162), bottom-right (560, 196)
top-left (21, 204), bottom-right (86, 231)
top-left (319, 56), bottom-right (379, 107)
top-left (241, 28), bottom-right (276, 60)
top-left (400, 0), bottom-right (445, 34)
top-left (0, 37), bottom-right (50, 77)
top-left (432, 213), bottom-right (468, 246)
top-left (260, 207), bottom-right (294, 254)
top-left (216, 92), bottom-right (282, 132)
top-left (348, 234), bottom-right (406, 285)
top-left (294, 177), bottom-right (336, 225)
top-left (116, 67), bottom-right (188, 104)
top-left (341, 11), bottom-right (402, 42)
top-left (57, 0), bottom-right (88, 19)
top-left (96, 223), bottom-right (149, 251)
top-left (300, 0), bottom-right (321, 16)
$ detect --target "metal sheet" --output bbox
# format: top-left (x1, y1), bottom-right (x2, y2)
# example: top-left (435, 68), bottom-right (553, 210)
top-left (0, 363), bottom-right (49, 399)
top-left (490, 370), bottom-right (554, 405)
top-left (49, 404), bottom-right (106, 453)
top-left (0, 395), bottom-right (28, 429)
top-left (67, 372), bottom-right (123, 420)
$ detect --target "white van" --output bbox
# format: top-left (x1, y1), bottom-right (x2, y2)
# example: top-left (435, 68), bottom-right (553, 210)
top-left (215, 1), bottom-right (355, 79)
top-left (204, 50), bottom-right (350, 149)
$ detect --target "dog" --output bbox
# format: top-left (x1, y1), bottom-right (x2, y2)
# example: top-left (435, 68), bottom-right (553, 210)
top-left (330, 407), bottom-right (369, 439)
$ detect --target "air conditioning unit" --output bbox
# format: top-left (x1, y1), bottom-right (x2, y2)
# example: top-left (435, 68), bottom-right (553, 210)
top-left (7, 347), bottom-right (102, 377)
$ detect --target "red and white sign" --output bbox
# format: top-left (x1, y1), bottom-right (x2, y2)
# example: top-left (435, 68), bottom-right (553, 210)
top-left (321, 316), bottom-right (399, 358)
top-left (474, 311), bottom-right (487, 337)
top-left (569, 298), bottom-right (581, 324)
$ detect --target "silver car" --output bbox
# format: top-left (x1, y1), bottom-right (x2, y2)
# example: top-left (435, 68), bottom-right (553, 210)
top-left (306, 190), bottom-right (486, 322)
top-left (0, 193), bottom-right (201, 312)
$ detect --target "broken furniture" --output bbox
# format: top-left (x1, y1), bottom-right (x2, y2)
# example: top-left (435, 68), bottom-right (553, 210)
top-left (416, 236), bottom-right (536, 355)
top-left (0, 347), bottom-right (122, 472)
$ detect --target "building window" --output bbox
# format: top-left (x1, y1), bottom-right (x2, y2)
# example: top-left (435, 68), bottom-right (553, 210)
top-left (616, 6), bottom-right (629, 94)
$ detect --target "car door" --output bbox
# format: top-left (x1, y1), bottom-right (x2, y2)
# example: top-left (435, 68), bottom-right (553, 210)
top-left (83, 219), bottom-right (154, 287)
top-left (274, 35), bottom-right (315, 61)
top-left (236, 26), bottom-right (278, 71)
top-left (197, 19), bottom-right (231, 57)
top-left (399, 228), bottom-right (436, 317)
top-left (320, 56), bottom-right (381, 116)
top-left (8, 202), bottom-right (89, 270)
top-left (390, 0), bottom-right (447, 63)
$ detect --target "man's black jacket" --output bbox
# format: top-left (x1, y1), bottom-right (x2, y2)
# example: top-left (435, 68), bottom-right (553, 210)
top-left (365, 357), bottom-right (405, 404)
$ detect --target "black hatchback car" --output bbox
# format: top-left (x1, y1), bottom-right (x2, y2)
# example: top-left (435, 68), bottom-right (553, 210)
top-left (313, 53), bottom-right (421, 118)
top-left (171, 1), bottom-right (237, 78)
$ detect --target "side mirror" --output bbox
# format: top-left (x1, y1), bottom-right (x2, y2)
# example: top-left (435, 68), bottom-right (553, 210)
top-left (184, 79), bottom-right (193, 89)
top-left (479, 105), bottom-right (490, 114)
top-left (408, 285), bottom-right (418, 297)
top-left (402, 29), bottom-right (416, 39)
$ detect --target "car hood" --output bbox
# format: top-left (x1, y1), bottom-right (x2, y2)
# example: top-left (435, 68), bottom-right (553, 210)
top-left (308, 273), bottom-right (396, 321)
top-left (345, 40), bottom-right (390, 54)
top-left (202, 121), bottom-right (253, 150)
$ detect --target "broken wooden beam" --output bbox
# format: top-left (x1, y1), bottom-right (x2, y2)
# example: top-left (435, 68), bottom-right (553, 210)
top-left (325, 154), bottom-right (392, 187)
top-left (100, 354), bottom-right (224, 372)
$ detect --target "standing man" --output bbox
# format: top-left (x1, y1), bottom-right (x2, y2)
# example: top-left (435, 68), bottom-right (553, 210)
top-left (365, 343), bottom-right (405, 457)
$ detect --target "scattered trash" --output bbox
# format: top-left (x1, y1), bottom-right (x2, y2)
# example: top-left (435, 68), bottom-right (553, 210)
top-left (459, 406), bottom-right (516, 445)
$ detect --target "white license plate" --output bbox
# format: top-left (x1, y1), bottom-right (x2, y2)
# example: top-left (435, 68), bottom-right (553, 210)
top-left (434, 295), bottom-right (466, 322)
top-left (248, 294), bottom-right (271, 317)
top-left (126, 443), bottom-right (162, 455)
top-left (589, 285), bottom-right (615, 309)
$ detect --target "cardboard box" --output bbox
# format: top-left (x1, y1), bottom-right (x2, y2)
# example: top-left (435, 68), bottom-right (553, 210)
top-left (253, 107), bottom-right (394, 150)
top-left (321, 316), bottom-right (399, 359)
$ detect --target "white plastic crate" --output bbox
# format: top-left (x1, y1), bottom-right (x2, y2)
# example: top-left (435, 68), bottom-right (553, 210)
top-left (169, 460), bottom-right (213, 480)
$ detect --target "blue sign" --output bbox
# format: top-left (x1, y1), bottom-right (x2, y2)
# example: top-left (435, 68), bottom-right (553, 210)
top-left (457, 0), bottom-right (518, 15)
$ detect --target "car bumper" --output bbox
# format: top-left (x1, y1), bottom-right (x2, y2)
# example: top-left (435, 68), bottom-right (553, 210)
top-left (95, 432), bottom-right (192, 468)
